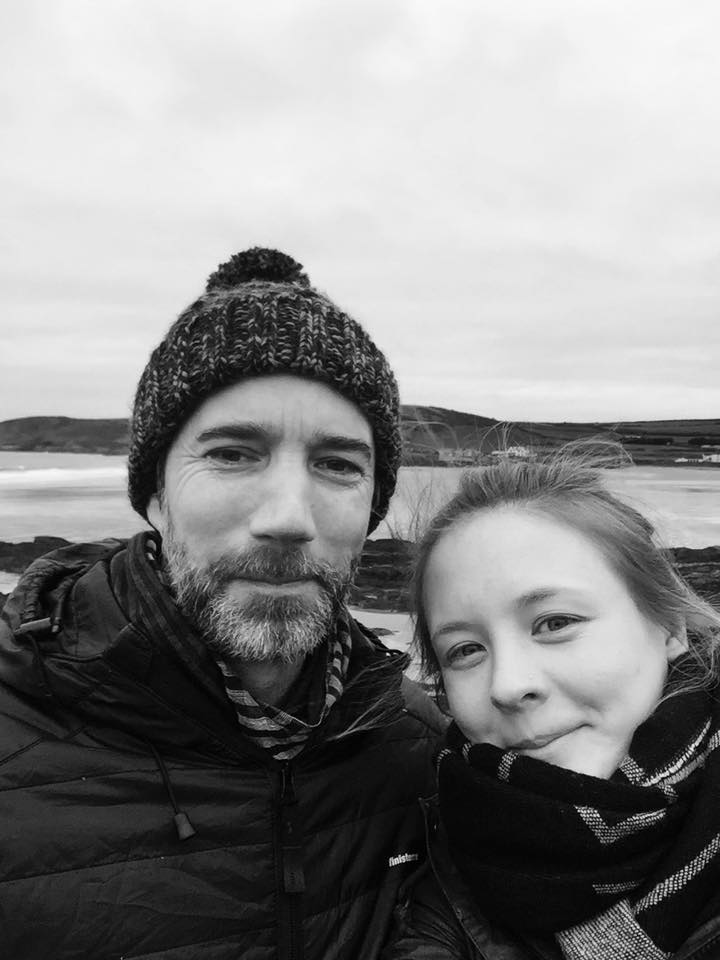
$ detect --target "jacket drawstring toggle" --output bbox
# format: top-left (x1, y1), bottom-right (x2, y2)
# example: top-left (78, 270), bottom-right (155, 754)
top-left (145, 741), bottom-right (198, 841)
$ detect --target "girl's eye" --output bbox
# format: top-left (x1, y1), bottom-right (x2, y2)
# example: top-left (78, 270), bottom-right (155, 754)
top-left (445, 642), bottom-right (487, 667)
top-left (534, 615), bottom-right (579, 635)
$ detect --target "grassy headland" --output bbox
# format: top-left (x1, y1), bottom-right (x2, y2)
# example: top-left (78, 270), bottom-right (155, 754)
top-left (2, 410), bottom-right (720, 465)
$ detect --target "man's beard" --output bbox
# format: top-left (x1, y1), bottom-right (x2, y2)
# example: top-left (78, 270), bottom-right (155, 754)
top-left (159, 515), bottom-right (358, 664)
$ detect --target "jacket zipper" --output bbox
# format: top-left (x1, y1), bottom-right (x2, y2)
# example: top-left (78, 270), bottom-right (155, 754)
top-left (276, 760), bottom-right (305, 960)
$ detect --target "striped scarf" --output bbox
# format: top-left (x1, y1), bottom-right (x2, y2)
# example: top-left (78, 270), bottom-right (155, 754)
top-left (438, 660), bottom-right (720, 959)
top-left (124, 532), bottom-right (351, 761)
top-left (216, 614), bottom-right (352, 760)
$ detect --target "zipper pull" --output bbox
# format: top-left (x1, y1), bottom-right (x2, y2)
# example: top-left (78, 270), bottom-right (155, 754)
top-left (279, 762), bottom-right (305, 894)
top-left (280, 761), bottom-right (296, 803)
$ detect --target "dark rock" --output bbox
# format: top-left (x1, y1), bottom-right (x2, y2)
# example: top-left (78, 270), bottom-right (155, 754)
top-left (0, 537), bottom-right (72, 574)
top-left (671, 546), bottom-right (720, 564)
top-left (669, 548), bottom-right (720, 603)
top-left (1, 536), bottom-right (719, 616)
top-left (350, 541), bottom-right (720, 612)
top-left (350, 538), bottom-right (414, 612)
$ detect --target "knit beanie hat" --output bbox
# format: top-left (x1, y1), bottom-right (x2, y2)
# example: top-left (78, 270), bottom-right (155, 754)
top-left (128, 247), bottom-right (401, 532)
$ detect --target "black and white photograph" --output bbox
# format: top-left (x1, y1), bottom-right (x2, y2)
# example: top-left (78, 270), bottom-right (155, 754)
top-left (2, 2), bottom-right (720, 958)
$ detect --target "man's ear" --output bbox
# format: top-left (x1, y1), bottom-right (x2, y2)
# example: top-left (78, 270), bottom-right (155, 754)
top-left (666, 622), bottom-right (688, 662)
top-left (146, 494), bottom-right (164, 535)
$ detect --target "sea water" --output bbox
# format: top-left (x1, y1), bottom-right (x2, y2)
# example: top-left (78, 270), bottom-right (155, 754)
top-left (2, 452), bottom-right (719, 642)
top-left (2, 451), bottom-right (720, 549)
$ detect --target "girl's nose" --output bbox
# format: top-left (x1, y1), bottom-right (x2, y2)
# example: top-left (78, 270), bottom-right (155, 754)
top-left (489, 638), bottom-right (547, 712)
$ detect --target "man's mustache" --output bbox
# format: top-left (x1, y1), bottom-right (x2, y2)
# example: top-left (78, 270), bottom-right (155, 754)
top-left (203, 546), bottom-right (356, 593)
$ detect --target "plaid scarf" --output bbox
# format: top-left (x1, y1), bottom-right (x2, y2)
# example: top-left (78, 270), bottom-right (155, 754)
top-left (216, 614), bottom-right (352, 760)
top-left (438, 660), bottom-right (720, 959)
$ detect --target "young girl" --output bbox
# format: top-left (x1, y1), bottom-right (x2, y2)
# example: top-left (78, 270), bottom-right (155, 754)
top-left (387, 449), bottom-right (720, 960)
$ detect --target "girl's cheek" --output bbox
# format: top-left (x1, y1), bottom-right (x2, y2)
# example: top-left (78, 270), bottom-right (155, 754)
top-left (445, 677), bottom-right (484, 718)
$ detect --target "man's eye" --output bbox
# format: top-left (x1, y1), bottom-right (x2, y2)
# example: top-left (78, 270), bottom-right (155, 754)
top-left (534, 615), bottom-right (578, 635)
top-left (316, 458), bottom-right (364, 477)
top-left (205, 447), bottom-right (259, 464)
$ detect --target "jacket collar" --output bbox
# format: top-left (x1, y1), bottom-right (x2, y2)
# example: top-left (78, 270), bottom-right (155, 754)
top-left (0, 533), bottom-right (409, 761)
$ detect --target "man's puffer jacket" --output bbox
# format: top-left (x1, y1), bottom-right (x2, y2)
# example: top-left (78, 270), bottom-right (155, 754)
top-left (0, 535), bottom-right (445, 960)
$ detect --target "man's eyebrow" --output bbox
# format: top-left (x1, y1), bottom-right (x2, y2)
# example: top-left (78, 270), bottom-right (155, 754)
top-left (312, 434), bottom-right (374, 461)
top-left (193, 425), bottom-right (374, 462)
top-left (195, 423), bottom-right (267, 444)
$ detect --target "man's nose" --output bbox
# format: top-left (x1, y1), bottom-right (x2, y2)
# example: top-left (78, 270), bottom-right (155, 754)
top-left (248, 464), bottom-right (317, 543)
top-left (489, 636), bottom-right (546, 712)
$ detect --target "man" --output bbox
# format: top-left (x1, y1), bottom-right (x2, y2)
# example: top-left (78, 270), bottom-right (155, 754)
top-left (0, 248), bottom-right (443, 959)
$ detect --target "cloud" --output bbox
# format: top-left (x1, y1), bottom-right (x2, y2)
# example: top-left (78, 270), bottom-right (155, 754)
top-left (1, 0), bottom-right (719, 421)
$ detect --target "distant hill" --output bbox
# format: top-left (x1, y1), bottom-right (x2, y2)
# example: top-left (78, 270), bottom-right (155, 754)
top-left (1, 411), bottom-right (719, 465)
top-left (399, 406), bottom-right (720, 466)
top-left (0, 417), bottom-right (129, 455)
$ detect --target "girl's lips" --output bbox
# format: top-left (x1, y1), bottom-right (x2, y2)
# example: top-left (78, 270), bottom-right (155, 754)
top-left (506, 729), bottom-right (575, 751)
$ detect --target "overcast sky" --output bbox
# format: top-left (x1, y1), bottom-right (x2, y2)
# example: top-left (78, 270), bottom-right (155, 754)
top-left (2, 0), bottom-right (719, 424)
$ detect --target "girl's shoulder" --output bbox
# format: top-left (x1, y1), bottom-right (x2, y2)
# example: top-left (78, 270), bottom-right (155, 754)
top-left (384, 799), bottom-right (558, 960)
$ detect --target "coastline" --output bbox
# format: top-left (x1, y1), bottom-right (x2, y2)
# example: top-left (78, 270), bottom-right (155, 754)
top-left (0, 536), bottom-right (419, 664)
top-left (2, 536), bottom-right (720, 611)
top-left (2, 536), bottom-right (717, 677)
top-left (0, 537), bottom-right (417, 609)
top-left (3, 409), bottom-right (720, 473)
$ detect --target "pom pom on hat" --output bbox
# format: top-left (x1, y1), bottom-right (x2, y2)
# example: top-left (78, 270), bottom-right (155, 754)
top-left (206, 247), bottom-right (310, 291)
